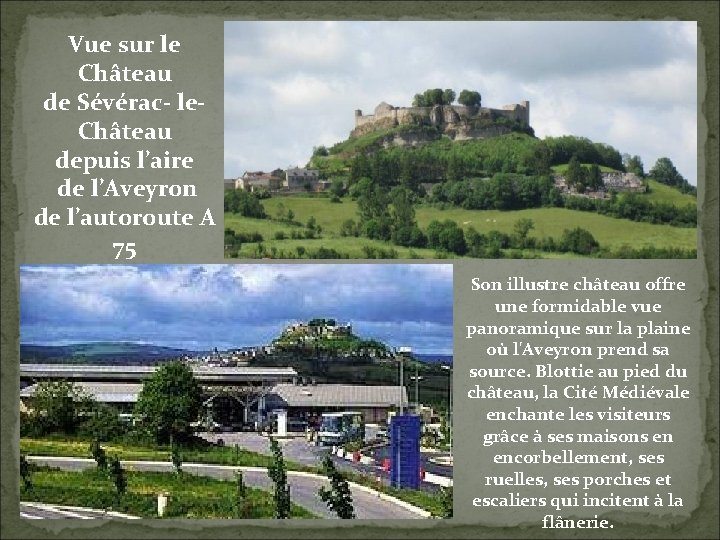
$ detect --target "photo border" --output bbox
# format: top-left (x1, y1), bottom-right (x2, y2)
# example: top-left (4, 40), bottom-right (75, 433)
top-left (2, 1), bottom-right (717, 538)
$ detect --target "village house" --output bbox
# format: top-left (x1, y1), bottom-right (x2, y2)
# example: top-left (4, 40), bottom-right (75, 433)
top-left (284, 167), bottom-right (320, 190)
top-left (236, 171), bottom-right (283, 192)
top-left (553, 171), bottom-right (646, 198)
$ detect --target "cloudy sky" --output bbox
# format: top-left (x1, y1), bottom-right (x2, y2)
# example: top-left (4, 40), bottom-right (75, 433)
top-left (20, 264), bottom-right (453, 354)
top-left (225, 21), bottom-right (697, 185)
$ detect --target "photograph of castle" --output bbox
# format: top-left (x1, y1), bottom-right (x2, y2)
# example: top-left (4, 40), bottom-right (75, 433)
top-left (224, 21), bottom-right (697, 260)
top-left (19, 264), bottom-right (453, 519)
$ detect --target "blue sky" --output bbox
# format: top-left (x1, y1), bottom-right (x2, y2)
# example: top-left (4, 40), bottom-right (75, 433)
top-left (225, 21), bottom-right (697, 185)
top-left (20, 264), bottom-right (453, 354)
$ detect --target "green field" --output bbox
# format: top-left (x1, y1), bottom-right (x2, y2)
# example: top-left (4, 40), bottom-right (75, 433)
top-left (225, 194), bottom-right (697, 259)
top-left (21, 466), bottom-right (316, 518)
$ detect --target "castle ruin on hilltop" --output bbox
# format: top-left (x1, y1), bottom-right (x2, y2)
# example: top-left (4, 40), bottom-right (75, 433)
top-left (352, 99), bottom-right (530, 140)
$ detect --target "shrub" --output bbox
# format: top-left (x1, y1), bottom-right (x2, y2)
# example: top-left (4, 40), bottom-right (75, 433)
top-left (89, 439), bottom-right (108, 470)
top-left (109, 456), bottom-right (127, 502)
top-left (560, 227), bottom-right (600, 255)
top-left (20, 454), bottom-right (33, 492)
top-left (318, 455), bottom-right (355, 519)
top-left (267, 438), bottom-right (291, 519)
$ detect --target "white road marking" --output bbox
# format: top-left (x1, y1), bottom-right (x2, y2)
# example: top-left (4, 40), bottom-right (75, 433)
top-left (20, 512), bottom-right (44, 520)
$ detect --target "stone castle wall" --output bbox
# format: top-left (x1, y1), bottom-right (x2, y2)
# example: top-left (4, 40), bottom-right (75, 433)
top-left (354, 100), bottom-right (530, 131)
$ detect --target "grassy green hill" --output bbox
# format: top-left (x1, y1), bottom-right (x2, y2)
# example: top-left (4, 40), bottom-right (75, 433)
top-left (228, 120), bottom-right (696, 259)
top-left (310, 129), bottom-right (539, 177)
top-left (20, 342), bottom-right (193, 364)
top-left (225, 193), bottom-right (696, 259)
top-left (644, 179), bottom-right (697, 206)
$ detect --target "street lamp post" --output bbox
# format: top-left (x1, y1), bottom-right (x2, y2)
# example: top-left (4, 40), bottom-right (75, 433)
top-left (396, 347), bottom-right (412, 416)
top-left (399, 353), bottom-right (404, 415)
top-left (409, 373), bottom-right (423, 412)
top-left (441, 364), bottom-right (453, 461)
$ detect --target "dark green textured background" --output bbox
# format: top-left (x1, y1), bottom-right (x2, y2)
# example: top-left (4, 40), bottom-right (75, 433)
top-left (1, 2), bottom-right (718, 538)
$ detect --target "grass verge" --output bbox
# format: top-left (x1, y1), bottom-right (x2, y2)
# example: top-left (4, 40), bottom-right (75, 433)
top-left (22, 436), bottom-right (447, 515)
top-left (20, 436), bottom-right (314, 473)
top-left (21, 466), bottom-right (316, 518)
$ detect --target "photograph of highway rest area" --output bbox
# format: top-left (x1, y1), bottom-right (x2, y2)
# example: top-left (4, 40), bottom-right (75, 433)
top-left (224, 21), bottom-right (697, 260)
top-left (19, 265), bottom-right (453, 520)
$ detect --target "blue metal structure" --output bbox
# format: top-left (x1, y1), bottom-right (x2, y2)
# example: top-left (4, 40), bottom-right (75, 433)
top-left (389, 414), bottom-right (421, 489)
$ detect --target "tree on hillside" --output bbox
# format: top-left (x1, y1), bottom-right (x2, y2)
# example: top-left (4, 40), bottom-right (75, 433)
top-left (349, 154), bottom-right (372, 185)
top-left (524, 142), bottom-right (552, 175)
top-left (560, 227), bottom-right (600, 255)
top-left (357, 182), bottom-right (392, 241)
top-left (329, 178), bottom-right (346, 199)
top-left (565, 155), bottom-right (587, 192)
top-left (389, 187), bottom-right (426, 248)
top-left (623, 154), bottom-right (645, 177)
top-left (412, 93), bottom-right (424, 107)
top-left (224, 190), bottom-right (267, 218)
top-left (412, 88), bottom-right (454, 107)
top-left (134, 361), bottom-right (203, 444)
top-left (512, 218), bottom-right (535, 249)
top-left (427, 220), bottom-right (467, 255)
top-left (458, 89), bottom-right (482, 108)
top-left (649, 157), bottom-right (685, 188)
top-left (442, 89), bottom-right (456, 105)
top-left (587, 163), bottom-right (603, 191)
top-left (446, 153), bottom-right (466, 182)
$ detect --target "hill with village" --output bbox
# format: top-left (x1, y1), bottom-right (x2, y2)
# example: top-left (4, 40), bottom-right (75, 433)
top-left (21, 319), bottom-right (452, 407)
top-left (224, 88), bottom-right (697, 260)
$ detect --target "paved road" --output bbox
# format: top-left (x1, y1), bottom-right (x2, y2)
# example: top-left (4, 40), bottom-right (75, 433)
top-left (201, 431), bottom-right (452, 491)
top-left (370, 445), bottom-right (453, 476)
top-left (27, 456), bottom-right (428, 520)
top-left (20, 502), bottom-right (139, 520)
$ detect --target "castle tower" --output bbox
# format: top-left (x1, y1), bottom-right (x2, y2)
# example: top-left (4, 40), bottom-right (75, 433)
top-left (521, 100), bottom-right (530, 126)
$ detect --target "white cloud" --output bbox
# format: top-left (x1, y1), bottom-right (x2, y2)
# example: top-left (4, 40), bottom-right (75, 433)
top-left (21, 265), bottom-right (453, 352)
top-left (225, 21), bottom-right (698, 185)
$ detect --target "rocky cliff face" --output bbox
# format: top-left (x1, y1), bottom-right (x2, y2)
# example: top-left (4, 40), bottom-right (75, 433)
top-left (350, 103), bottom-right (523, 147)
top-left (380, 129), bottom-right (441, 148)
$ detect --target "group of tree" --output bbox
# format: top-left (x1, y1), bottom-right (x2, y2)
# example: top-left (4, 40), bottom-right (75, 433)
top-left (344, 160), bottom-right (694, 254)
top-left (21, 381), bottom-right (126, 440)
top-left (353, 181), bottom-right (427, 247)
top-left (648, 157), bottom-right (696, 194)
top-left (562, 191), bottom-right (696, 227)
top-left (345, 134), bottom-right (626, 192)
top-left (623, 153), bottom-right (645, 177)
top-left (22, 361), bottom-right (204, 446)
top-left (564, 155), bottom-right (603, 193)
top-left (411, 88), bottom-right (482, 108)
top-left (412, 88), bottom-right (455, 107)
top-left (224, 189), bottom-right (267, 218)
top-left (429, 172), bottom-right (695, 227)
